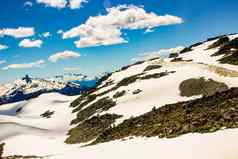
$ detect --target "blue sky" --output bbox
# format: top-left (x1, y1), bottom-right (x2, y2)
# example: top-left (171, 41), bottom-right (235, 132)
top-left (0, 0), bottom-right (238, 83)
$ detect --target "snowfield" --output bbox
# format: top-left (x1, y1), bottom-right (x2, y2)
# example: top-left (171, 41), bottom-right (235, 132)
top-left (1, 34), bottom-right (238, 158)
top-left (0, 93), bottom-right (77, 144)
top-left (48, 129), bottom-right (238, 159)
top-left (4, 127), bottom-right (238, 159)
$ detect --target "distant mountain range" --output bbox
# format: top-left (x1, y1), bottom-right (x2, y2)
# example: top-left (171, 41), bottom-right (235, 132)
top-left (0, 73), bottom-right (97, 105)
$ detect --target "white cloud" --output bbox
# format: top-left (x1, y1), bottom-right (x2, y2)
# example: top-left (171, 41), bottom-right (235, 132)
top-left (64, 67), bottom-right (80, 71)
top-left (157, 46), bottom-right (185, 55)
top-left (0, 60), bottom-right (6, 64)
top-left (2, 60), bottom-right (45, 70)
top-left (0, 27), bottom-right (35, 38)
top-left (19, 39), bottom-right (43, 48)
top-left (0, 44), bottom-right (8, 51)
top-left (133, 46), bottom-right (185, 61)
top-left (73, 27), bottom-right (127, 48)
top-left (48, 50), bottom-right (81, 62)
top-left (37, 0), bottom-right (67, 9)
top-left (63, 5), bottom-right (183, 48)
top-left (24, 1), bottom-right (33, 7)
top-left (69, 0), bottom-right (88, 9)
top-left (57, 29), bottom-right (64, 34)
top-left (42, 32), bottom-right (51, 38)
top-left (35, 0), bottom-right (88, 9)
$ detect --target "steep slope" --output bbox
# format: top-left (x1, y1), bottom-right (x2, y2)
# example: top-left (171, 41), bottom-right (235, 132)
top-left (66, 34), bottom-right (238, 145)
top-left (170, 33), bottom-right (238, 70)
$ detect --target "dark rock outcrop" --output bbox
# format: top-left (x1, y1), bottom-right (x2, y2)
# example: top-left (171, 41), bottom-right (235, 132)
top-left (143, 65), bottom-right (162, 72)
top-left (169, 53), bottom-right (179, 58)
top-left (113, 90), bottom-right (126, 98)
top-left (179, 77), bottom-right (228, 97)
top-left (132, 89), bottom-right (142, 95)
top-left (213, 37), bottom-right (238, 56)
top-left (211, 37), bottom-right (238, 65)
top-left (207, 36), bottom-right (229, 49)
top-left (180, 47), bottom-right (193, 54)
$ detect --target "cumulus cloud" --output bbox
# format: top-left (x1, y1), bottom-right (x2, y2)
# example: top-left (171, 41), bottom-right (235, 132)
top-left (42, 32), bottom-right (51, 38)
top-left (0, 27), bottom-right (35, 38)
top-left (35, 0), bottom-right (88, 9)
top-left (57, 29), bottom-right (64, 34)
top-left (133, 46), bottom-right (185, 61)
top-left (157, 46), bottom-right (185, 55)
top-left (19, 39), bottom-right (43, 48)
top-left (2, 60), bottom-right (45, 70)
top-left (0, 44), bottom-right (8, 50)
top-left (63, 5), bottom-right (183, 48)
top-left (24, 1), bottom-right (33, 7)
top-left (0, 60), bottom-right (6, 64)
top-left (64, 67), bottom-right (80, 71)
top-left (37, 0), bottom-right (67, 9)
top-left (48, 50), bottom-right (81, 62)
top-left (69, 0), bottom-right (88, 9)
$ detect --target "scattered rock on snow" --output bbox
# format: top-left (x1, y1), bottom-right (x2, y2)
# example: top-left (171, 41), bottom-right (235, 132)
top-left (132, 89), bottom-right (142, 95)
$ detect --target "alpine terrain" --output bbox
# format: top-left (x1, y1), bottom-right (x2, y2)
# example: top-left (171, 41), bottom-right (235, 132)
top-left (1, 33), bottom-right (238, 159)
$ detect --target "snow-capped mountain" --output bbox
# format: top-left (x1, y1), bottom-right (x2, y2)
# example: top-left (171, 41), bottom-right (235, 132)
top-left (0, 33), bottom-right (238, 159)
top-left (47, 73), bottom-right (88, 83)
top-left (0, 76), bottom-right (64, 97)
top-left (0, 74), bottom-right (97, 105)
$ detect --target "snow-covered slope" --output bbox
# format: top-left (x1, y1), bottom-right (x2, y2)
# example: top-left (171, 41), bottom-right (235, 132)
top-left (1, 33), bottom-right (238, 159)
top-left (166, 33), bottom-right (238, 71)
top-left (85, 34), bottom-right (238, 122)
